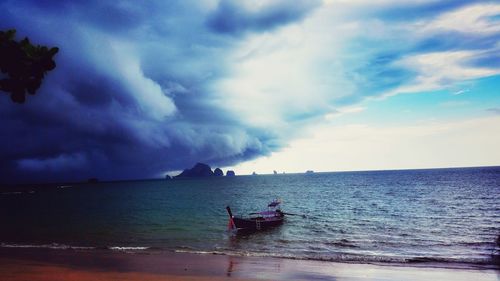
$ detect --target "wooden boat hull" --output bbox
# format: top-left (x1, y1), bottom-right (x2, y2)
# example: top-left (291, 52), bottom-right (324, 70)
top-left (226, 205), bottom-right (284, 232)
top-left (232, 216), bottom-right (284, 231)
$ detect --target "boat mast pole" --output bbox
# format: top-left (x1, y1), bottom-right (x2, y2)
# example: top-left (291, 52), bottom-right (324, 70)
top-left (226, 206), bottom-right (233, 217)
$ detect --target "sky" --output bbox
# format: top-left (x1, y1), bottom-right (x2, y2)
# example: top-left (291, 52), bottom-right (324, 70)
top-left (0, 0), bottom-right (499, 183)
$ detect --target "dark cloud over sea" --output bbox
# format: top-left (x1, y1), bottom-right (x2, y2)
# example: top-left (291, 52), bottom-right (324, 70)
top-left (0, 0), bottom-right (320, 183)
top-left (1, 0), bottom-right (498, 183)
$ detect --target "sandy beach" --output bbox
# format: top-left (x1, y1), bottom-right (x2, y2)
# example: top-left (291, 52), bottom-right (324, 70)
top-left (0, 248), bottom-right (497, 281)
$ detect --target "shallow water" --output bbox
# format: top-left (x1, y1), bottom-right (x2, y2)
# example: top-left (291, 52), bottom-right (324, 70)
top-left (1, 167), bottom-right (499, 266)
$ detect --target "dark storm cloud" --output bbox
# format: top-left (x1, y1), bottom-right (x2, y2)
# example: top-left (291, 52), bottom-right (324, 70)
top-left (1, 0), bottom-right (498, 183)
top-left (0, 0), bottom-right (312, 183)
top-left (207, 0), bottom-right (320, 35)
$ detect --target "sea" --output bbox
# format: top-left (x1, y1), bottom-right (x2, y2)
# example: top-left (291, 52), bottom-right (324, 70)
top-left (1, 167), bottom-right (499, 268)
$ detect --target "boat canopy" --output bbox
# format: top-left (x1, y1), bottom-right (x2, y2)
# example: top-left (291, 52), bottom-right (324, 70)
top-left (257, 210), bottom-right (278, 217)
top-left (268, 199), bottom-right (281, 208)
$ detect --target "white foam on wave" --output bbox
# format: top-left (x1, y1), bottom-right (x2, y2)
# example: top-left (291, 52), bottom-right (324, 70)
top-left (175, 249), bottom-right (227, 255)
top-left (0, 243), bottom-right (94, 250)
top-left (108, 246), bottom-right (150, 251)
top-left (172, 248), bottom-right (495, 269)
top-left (1, 190), bottom-right (35, 195)
top-left (0, 243), bottom-right (154, 252)
top-left (174, 248), bottom-right (296, 259)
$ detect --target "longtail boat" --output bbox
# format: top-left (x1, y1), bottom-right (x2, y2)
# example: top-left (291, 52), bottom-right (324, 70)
top-left (226, 199), bottom-right (284, 231)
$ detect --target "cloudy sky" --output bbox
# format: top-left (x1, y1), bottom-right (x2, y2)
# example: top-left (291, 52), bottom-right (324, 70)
top-left (1, 0), bottom-right (499, 183)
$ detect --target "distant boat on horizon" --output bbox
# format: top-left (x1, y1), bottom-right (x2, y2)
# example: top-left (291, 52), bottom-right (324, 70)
top-left (305, 170), bottom-right (314, 174)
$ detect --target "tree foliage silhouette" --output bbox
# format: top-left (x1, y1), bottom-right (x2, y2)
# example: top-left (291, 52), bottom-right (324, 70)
top-left (0, 29), bottom-right (58, 103)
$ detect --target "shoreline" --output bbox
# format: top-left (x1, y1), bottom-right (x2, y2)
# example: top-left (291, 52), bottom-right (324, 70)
top-left (1, 243), bottom-right (498, 271)
top-left (1, 248), bottom-right (498, 281)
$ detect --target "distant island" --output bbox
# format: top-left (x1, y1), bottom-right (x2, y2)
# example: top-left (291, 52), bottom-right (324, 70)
top-left (214, 168), bottom-right (223, 177)
top-left (305, 170), bottom-right (314, 174)
top-left (173, 163), bottom-right (235, 179)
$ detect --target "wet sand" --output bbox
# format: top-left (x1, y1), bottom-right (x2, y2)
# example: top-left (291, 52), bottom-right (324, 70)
top-left (0, 248), bottom-right (497, 281)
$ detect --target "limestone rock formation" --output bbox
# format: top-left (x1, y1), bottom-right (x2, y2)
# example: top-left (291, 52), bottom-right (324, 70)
top-left (214, 168), bottom-right (223, 177)
top-left (175, 163), bottom-right (214, 178)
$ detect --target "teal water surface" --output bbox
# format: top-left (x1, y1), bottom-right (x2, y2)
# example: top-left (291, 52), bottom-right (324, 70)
top-left (1, 167), bottom-right (499, 266)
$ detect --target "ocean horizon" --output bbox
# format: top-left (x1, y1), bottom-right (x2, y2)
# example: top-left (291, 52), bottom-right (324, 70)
top-left (3, 164), bottom-right (499, 186)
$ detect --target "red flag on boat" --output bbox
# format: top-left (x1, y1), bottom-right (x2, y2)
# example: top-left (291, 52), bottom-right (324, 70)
top-left (227, 216), bottom-right (235, 230)
top-left (226, 206), bottom-right (236, 231)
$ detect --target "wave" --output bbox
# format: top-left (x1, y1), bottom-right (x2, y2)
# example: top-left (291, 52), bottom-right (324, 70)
top-left (107, 246), bottom-right (152, 251)
top-left (2, 242), bottom-right (497, 269)
top-left (176, 247), bottom-right (291, 259)
top-left (0, 243), bottom-right (156, 252)
top-left (406, 256), bottom-right (498, 266)
top-left (0, 190), bottom-right (35, 195)
top-left (173, 248), bottom-right (498, 268)
top-left (1, 191), bottom-right (23, 195)
top-left (325, 239), bottom-right (359, 248)
top-left (0, 243), bottom-right (93, 250)
top-left (175, 249), bottom-right (228, 256)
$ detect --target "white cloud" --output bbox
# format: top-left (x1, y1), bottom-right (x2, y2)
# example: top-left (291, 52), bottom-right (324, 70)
top-left (231, 116), bottom-right (500, 174)
top-left (423, 3), bottom-right (500, 35)
top-left (381, 3), bottom-right (500, 97)
top-left (323, 0), bottom-right (437, 7)
top-left (110, 41), bottom-right (177, 120)
top-left (452, 89), bottom-right (470, 96)
top-left (213, 1), bottom-right (500, 128)
top-left (382, 49), bottom-right (500, 97)
top-left (211, 5), bottom-right (360, 128)
top-left (209, 1), bottom-right (500, 171)
top-left (366, 3), bottom-right (500, 98)
top-left (324, 106), bottom-right (365, 121)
